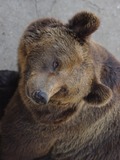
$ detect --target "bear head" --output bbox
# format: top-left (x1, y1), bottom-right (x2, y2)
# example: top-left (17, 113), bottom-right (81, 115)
top-left (18, 12), bottom-right (112, 123)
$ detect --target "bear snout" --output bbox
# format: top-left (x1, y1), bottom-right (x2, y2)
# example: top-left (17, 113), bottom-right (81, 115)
top-left (32, 90), bottom-right (49, 104)
top-left (26, 85), bottom-right (49, 104)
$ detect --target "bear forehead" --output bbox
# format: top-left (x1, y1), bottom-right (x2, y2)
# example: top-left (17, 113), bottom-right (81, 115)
top-left (25, 27), bottom-right (83, 59)
top-left (38, 29), bottom-right (75, 49)
top-left (27, 41), bottom-right (82, 68)
top-left (25, 26), bottom-right (78, 46)
top-left (40, 27), bottom-right (75, 42)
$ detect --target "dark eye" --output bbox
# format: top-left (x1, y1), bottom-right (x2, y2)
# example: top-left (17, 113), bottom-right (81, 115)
top-left (53, 61), bottom-right (59, 71)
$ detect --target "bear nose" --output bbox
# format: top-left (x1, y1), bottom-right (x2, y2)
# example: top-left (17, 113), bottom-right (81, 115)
top-left (33, 91), bottom-right (48, 104)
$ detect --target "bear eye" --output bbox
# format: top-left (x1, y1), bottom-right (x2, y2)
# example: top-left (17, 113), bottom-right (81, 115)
top-left (52, 61), bottom-right (59, 71)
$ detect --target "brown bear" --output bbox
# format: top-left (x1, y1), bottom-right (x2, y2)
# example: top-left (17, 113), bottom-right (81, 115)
top-left (1, 11), bottom-right (120, 160)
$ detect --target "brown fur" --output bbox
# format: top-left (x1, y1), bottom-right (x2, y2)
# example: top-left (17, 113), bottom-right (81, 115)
top-left (1, 11), bottom-right (120, 160)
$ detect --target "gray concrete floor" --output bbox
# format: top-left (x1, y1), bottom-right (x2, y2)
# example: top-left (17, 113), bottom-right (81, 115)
top-left (0, 0), bottom-right (120, 70)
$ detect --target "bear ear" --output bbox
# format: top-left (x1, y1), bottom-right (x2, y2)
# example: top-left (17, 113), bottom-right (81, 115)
top-left (67, 11), bottom-right (100, 39)
top-left (84, 82), bottom-right (112, 107)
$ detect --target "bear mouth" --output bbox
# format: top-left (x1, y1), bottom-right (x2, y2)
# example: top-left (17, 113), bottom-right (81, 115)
top-left (26, 85), bottom-right (68, 105)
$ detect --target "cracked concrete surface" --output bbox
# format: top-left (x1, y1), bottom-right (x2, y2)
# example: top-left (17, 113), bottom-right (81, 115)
top-left (34, 0), bottom-right (39, 18)
top-left (0, 0), bottom-right (120, 70)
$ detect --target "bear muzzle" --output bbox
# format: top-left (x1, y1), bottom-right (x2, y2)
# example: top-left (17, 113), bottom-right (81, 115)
top-left (32, 90), bottom-right (49, 104)
top-left (25, 75), bottom-right (66, 105)
top-left (26, 85), bottom-right (49, 104)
